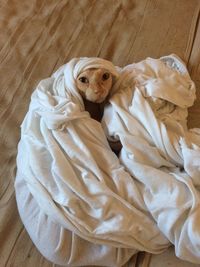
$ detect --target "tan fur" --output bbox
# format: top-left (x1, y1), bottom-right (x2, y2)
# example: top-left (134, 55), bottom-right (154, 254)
top-left (76, 68), bottom-right (113, 103)
top-left (76, 68), bottom-right (122, 155)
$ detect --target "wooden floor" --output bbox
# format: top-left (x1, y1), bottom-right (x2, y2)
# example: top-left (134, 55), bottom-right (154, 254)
top-left (0, 0), bottom-right (200, 266)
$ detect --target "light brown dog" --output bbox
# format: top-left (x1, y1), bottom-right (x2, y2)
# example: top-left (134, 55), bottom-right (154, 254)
top-left (76, 68), bottom-right (113, 121)
top-left (76, 68), bottom-right (113, 103)
top-left (76, 68), bottom-right (122, 154)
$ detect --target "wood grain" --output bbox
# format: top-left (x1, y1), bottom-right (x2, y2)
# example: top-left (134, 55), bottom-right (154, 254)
top-left (0, 0), bottom-right (200, 266)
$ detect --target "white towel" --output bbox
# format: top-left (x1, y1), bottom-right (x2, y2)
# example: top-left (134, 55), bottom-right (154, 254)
top-left (15, 55), bottom-right (200, 265)
top-left (102, 54), bottom-right (200, 264)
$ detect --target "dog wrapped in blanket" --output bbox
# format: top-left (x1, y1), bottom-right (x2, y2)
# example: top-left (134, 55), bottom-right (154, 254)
top-left (15, 55), bottom-right (200, 266)
top-left (76, 65), bottom-right (122, 154)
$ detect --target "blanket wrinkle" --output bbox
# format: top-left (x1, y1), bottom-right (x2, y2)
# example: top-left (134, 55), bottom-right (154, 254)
top-left (15, 54), bottom-right (200, 265)
top-left (113, 54), bottom-right (196, 109)
top-left (128, 88), bottom-right (183, 165)
top-left (16, 57), bottom-right (169, 254)
top-left (102, 55), bottom-right (200, 264)
top-left (30, 78), bottom-right (90, 130)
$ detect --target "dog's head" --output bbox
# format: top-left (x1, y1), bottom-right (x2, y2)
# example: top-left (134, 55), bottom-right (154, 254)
top-left (76, 68), bottom-right (113, 103)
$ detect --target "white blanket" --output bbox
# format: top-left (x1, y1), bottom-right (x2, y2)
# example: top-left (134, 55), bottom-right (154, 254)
top-left (103, 55), bottom-right (200, 263)
top-left (15, 55), bottom-right (200, 265)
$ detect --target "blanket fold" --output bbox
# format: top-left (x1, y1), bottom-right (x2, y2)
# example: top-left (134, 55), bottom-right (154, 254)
top-left (15, 55), bottom-right (200, 265)
top-left (102, 54), bottom-right (200, 264)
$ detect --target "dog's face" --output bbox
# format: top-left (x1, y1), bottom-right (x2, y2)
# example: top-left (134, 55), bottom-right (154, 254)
top-left (76, 68), bottom-right (112, 103)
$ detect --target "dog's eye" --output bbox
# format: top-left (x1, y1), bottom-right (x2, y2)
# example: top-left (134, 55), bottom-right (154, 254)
top-left (102, 72), bottom-right (110, 81)
top-left (79, 77), bottom-right (89, 83)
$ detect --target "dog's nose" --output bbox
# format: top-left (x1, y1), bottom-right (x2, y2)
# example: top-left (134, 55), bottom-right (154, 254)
top-left (93, 85), bottom-right (102, 95)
